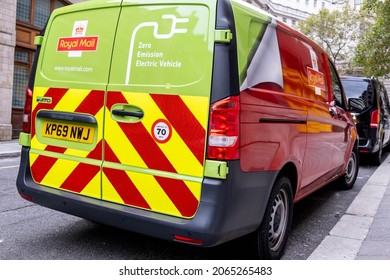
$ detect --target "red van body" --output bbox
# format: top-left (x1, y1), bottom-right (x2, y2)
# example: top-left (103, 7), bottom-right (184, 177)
top-left (17, 0), bottom-right (359, 259)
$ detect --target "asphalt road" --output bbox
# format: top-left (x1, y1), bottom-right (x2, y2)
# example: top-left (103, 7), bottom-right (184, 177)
top-left (0, 156), bottom-right (379, 260)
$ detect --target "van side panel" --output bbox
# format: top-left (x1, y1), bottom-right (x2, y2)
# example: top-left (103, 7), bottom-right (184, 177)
top-left (230, 3), bottom-right (307, 176)
top-left (231, 2), bottom-right (350, 200)
top-left (296, 38), bottom-right (348, 195)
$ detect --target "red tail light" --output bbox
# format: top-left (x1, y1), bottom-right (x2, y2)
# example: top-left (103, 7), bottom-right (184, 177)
top-left (173, 235), bottom-right (204, 245)
top-left (19, 193), bottom-right (33, 201)
top-left (370, 109), bottom-right (379, 128)
top-left (207, 96), bottom-right (240, 160)
top-left (23, 87), bottom-right (33, 133)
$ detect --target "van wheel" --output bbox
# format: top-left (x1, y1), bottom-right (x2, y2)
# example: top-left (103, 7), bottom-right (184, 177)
top-left (370, 139), bottom-right (383, 166)
top-left (255, 176), bottom-right (293, 260)
top-left (338, 146), bottom-right (359, 190)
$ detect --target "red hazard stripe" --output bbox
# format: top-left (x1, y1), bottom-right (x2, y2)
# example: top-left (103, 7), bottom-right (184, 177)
top-left (30, 145), bottom-right (67, 183)
top-left (45, 145), bottom-right (67, 154)
top-left (106, 91), bottom-right (127, 111)
top-left (151, 94), bottom-right (206, 165)
top-left (60, 163), bottom-right (100, 193)
top-left (31, 155), bottom-right (59, 183)
top-left (31, 88), bottom-right (68, 138)
top-left (103, 143), bottom-right (150, 208)
top-left (75, 90), bottom-right (105, 115)
top-left (60, 141), bottom-right (103, 193)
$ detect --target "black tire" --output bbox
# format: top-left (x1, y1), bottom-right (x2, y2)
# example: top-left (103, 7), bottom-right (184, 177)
top-left (338, 146), bottom-right (359, 190)
top-left (255, 176), bottom-right (293, 260)
top-left (370, 139), bottom-right (383, 166)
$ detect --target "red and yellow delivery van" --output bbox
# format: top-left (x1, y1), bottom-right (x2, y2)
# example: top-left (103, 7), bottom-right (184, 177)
top-left (17, 0), bottom-right (360, 259)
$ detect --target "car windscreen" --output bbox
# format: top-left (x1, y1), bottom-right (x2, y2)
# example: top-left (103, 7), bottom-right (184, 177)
top-left (342, 79), bottom-right (373, 108)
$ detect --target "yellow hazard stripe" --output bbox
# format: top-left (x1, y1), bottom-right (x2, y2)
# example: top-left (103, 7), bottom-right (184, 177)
top-left (81, 172), bottom-right (101, 198)
top-left (126, 171), bottom-right (181, 216)
top-left (180, 95), bottom-right (209, 131)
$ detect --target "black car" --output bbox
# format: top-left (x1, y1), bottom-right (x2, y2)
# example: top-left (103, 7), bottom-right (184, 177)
top-left (342, 76), bottom-right (390, 165)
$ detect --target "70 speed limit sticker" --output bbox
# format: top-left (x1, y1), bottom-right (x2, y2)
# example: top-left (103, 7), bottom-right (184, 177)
top-left (151, 119), bottom-right (172, 144)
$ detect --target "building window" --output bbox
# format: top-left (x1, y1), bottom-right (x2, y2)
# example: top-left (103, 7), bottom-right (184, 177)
top-left (16, 0), bottom-right (69, 28)
top-left (322, 2), bottom-right (325, 8)
top-left (34, 0), bottom-right (52, 28)
top-left (305, 0), bottom-right (309, 6)
top-left (282, 17), bottom-right (287, 23)
top-left (13, 49), bottom-right (33, 108)
top-left (14, 0), bottom-right (69, 108)
top-left (17, 0), bottom-right (32, 22)
top-left (292, 19), bottom-right (297, 26)
top-left (314, 0), bottom-right (317, 8)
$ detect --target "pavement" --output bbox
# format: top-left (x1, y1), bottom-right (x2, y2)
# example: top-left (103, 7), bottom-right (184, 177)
top-left (0, 139), bottom-right (21, 159)
top-left (308, 153), bottom-right (390, 260)
top-left (1, 139), bottom-right (389, 260)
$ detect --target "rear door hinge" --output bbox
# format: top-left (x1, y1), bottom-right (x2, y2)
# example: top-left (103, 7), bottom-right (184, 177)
top-left (214, 29), bottom-right (233, 43)
top-left (34, 36), bottom-right (44, 46)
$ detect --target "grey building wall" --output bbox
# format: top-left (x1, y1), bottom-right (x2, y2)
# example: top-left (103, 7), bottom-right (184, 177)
top-left (0, 0), bottom-right (17, 141)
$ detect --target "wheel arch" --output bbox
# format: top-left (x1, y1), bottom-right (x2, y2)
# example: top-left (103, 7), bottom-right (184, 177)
top-left (277, 162), bottom-right (298, 200)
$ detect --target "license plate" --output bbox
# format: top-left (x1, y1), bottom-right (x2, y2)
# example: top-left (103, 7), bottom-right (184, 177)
top-left (42, 121), bottom-right (95, 144)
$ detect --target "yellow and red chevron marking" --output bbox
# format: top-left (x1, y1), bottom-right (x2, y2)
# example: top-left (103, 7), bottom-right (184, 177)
top-left (30, 87), bottom-right (105, 199)
top-left (29, 87), bottom-right (209, 218)
top-left (105, 91), bottom-right (208, 175)
top-left (103, 91), bottom-right (209, 218)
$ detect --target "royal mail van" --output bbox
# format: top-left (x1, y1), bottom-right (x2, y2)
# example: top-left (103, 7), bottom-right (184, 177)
top-left (17, 0), bottom-right (360, 259)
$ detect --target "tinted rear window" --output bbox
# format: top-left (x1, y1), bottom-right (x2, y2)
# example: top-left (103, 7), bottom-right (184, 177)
top-left (342, 79), bottom-right (374, 108)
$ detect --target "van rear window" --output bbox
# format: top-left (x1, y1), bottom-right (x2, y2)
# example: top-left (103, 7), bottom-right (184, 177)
top-left (343, 80), bottom-right (373, 108)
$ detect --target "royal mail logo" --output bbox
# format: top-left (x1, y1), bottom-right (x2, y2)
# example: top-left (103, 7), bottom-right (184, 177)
top-left (57, 20), bottom-right (98, 57)
top-left (307, 67), bottom-right (325, 90)
top-left (57, 36), bottom-right (99, 52)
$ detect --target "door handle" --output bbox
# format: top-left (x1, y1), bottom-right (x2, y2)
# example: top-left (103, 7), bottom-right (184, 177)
top-left (329, 107), bottom-right (342, 119)
top-left (110, 104), bottom-right (144, 123)
top-left (112, 109), bottom-right (143, 118)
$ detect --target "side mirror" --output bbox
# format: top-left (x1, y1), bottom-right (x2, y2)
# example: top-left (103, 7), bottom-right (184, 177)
top-left (348, 98), bottom-right (365, 112)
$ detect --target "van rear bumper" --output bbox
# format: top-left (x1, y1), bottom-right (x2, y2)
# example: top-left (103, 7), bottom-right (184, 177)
top-left (16, 146), bottom-right (277, 247)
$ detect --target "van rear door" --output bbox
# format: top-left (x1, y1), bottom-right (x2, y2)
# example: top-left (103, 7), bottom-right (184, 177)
top-left (29, 1), bottom-right (121, 199)
top-left (103, 1), bottom-right (216, 218)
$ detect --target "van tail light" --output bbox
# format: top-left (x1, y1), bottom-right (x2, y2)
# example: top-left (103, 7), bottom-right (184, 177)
top-left (23, 87), bottom-right (33, 133)
top-left (173, 235), bottom-right (204, 245)
top-left (370, 109), bottom-right (379, 128)
top-left (19, 193), bottom-right (33, 201)
top-left (207, 96), bottom-right (239, 160)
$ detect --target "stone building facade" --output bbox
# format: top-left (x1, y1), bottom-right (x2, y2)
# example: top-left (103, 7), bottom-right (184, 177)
top-left (0, 0), bottom-right (17, 141)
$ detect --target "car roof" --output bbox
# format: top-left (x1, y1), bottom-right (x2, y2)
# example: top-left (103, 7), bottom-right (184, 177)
top-left (340, 76), bottom-right (376, 82)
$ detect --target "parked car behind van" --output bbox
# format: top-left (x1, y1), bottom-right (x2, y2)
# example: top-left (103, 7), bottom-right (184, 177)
top-left (17, 0), bottom-right (360, 259)
top-left (341, 76), bottom-right (390, 165)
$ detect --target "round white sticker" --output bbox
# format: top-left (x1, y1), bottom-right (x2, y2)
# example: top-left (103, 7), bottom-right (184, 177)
top-left (152, 119), bottom-right (172, 144)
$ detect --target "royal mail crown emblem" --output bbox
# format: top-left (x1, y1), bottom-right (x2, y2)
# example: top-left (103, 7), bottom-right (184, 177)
top-left (75, 25), bottom-right (84, 35)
